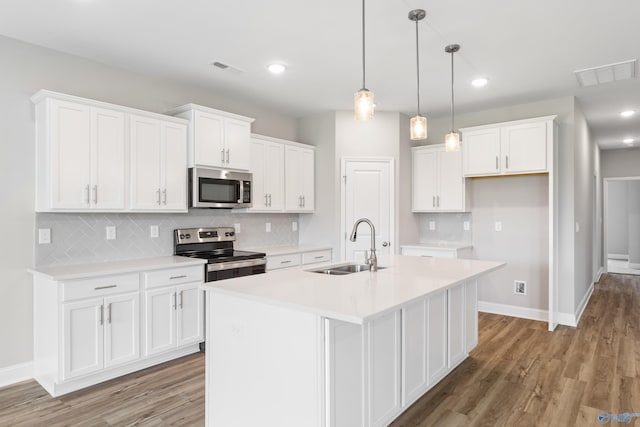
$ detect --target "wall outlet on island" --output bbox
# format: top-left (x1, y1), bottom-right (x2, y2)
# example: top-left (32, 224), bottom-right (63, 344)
top-left (514, 280), bottom-right (527, 295)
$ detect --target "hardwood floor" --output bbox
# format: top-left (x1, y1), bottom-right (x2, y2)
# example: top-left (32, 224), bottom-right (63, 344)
top-left (1, 273), bottom-right (638, 426)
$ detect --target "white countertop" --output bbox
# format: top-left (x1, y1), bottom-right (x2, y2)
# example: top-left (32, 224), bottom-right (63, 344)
top-left (30, 256), bottom-right (206, 281)
top-left (401, 243), bottom-right (472, 251)
top-left (244, 245), bottom-right (332, 256)
top-left (203, 255), bottom-right (504, 324)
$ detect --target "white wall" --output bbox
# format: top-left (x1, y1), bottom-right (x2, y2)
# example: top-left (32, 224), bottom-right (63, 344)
top-left (0, 35), bottom-right (298, 370)
top-left (607, 181), bottom-right (629, 256)
top-left (601, 148), bottom-right (640, 178)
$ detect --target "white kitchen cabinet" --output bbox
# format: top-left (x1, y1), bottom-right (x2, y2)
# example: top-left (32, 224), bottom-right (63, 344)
top-left (412, 144), bottom-right (465, 212)
top-left (427, 290), bottom-right (448, 385)
top-left (447, 283), bottom-right (466, 369)
top-left (461, 115), bottom-right (556, 177)
top-left (248, 135), bottom-right (285, 211)
top-left (465, 280), bottom-right (478, 352)
top-left (265, 247), bottom-right (332, 271)
top-left (401, 299), bottom-right (428, 406)
top-left (169, 104), bottom-right (255, 170)
top-left (401, 245), bottom-right (473, 259)
top-left (33, 97), bottom-right (126, 211)
top-left (285, 145), bottom-right (315, 212)
top-left (129, 115), bottom-right (187, 212)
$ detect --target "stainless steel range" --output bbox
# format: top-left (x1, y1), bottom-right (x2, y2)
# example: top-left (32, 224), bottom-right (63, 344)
top-left (174, 227), bottom-right (266, 282)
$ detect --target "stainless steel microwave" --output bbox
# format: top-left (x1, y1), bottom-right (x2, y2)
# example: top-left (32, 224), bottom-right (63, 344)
top-left (189, 167), bottom-right (252, 208)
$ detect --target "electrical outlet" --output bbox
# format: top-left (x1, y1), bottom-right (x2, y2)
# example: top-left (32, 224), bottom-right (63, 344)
top-left (429, 221), bottom-right (436, 231)
top-left (514, 280), bottom-right (527, 295)
top-left (150, 225), bottom-right (159, 238)
top-left (38, 228), bottom-right (51, 244)
top-left (105, 226), bottom-right (117, 240)
top-left (495, 221), bottom-right (502, 232)
top-left (575, 222), bottom-right (580, 233)
top-left (234, 223), bottom-right (241, 234)
top-left (265, 222), bottom-right (271, 233)
top-left (292, 221), bottom-right (298, 232)
top-left (463, 221), bottom-right (470, 231)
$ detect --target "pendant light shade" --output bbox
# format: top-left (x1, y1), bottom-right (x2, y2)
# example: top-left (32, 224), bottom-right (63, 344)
top-left (408, 9), bottom-right (427, 140)
top-left (355, 0), bottom-right (374, 121)
top-left (445, 44), bottom-right (460, 152)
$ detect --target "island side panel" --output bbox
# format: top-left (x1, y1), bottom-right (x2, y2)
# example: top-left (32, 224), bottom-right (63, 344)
top-left (207, 291), bottom-right (324, 427)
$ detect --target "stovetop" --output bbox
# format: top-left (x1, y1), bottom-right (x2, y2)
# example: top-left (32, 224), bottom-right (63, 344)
top-left (178, 249), bottom-right (266, 264)
top-left (174, 227), bottom-right (265, 264)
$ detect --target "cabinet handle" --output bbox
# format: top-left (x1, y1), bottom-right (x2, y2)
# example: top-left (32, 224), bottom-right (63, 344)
top-left (496, 156), bottom-right (499, 170)
top-left (162, 189), bottom-right (167, 205)
top-left (437, 195), bottom-right (440, 207)
top-left (179, 291), bottom-right (183, 309)
top-left (268, 194), bottom-right (272, 207)
top-left (92, 185), bottom-right (98, 204)
top-left (302, 195), bottom-right (305, 208)
top-left (99, 304), bottom-right (104, 326)
top-left (506, 155), bottom-right (509, 169)
top-left (107, 303), bottom-right (112, 324)
top-left (281, 260), bottom-right (292, 264)
top-left (314, 255), bottom-right (324, 259)
top-left (226, 149), bottom-right (230, 164)
top-left (85, 185), bottom-right (90, 204)
top-left (170, 275), bottom-right (187, 280)
top-left (156, 188), bottom-right (161, 205)
top-left (264, 194), bottom-right (268, 206)
top-left (382, 242), bottom-right (389, 247)
top-left (94, 285), bottom-right (117, 290)
top-left (221, 149), bottom-right (225, 164)
top-left (173, 292), bottom-right (177, 310)
top-left (298, 196), bottom-right (302, 208)
top-left (432, 196), bottom-right (436, 207)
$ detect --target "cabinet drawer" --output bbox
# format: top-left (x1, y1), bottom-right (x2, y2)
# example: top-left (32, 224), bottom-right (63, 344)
top-left (143, 265), bottom-right (204, 289)
top-left (401, 248), bottom-right (456, 258)
top-left (302, 250), bottom-right (332, 265)
top-left (61, 273), bottom-right (139, 302)
top-left (267, 253), bottom-right (301, 270)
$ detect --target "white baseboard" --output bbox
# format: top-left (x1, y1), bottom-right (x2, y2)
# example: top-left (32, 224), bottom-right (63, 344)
top-left (555, 281), bottom-right (595, 328)
top-left (597, 267), bottom-right (604, 281)
top-left (608, 253), bottom-right (629, 261)
top-left (478, 301), bottom-right (548, 322)
top-left (628, 262), bottom-right (640, 269)
top-left (0, 361), bottom-right (33, 388)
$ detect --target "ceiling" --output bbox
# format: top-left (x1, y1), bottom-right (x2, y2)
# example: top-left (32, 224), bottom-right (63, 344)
top-left (1, 0), bottom-right (639, 150)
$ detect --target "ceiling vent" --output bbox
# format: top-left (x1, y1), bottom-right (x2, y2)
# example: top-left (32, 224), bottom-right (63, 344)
top-left (574, 59), bottom-right (636, 87)
top-left (210, 61), bottom-right (244, 74)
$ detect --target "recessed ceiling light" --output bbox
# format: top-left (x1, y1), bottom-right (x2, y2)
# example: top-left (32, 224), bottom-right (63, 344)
top-left (620, 110), bottom-right (636, 118)
top-left (624, 138), bottom-right (634, 143)
top-left (471, 77), bottom-right (489, 88)
top-left (267, 63), bottom-right (286, 74)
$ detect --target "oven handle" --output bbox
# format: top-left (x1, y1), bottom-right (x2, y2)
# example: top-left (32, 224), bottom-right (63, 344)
top-left (206, 258), bottom-right (267, 272)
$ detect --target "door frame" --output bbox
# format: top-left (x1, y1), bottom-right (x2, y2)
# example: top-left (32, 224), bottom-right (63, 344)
top-left (602, 176), bottom-right (640, 274)
top-left (340, 157), bottom-right (395, 260)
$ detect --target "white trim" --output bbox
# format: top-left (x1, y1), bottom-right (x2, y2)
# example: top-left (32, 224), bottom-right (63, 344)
top-left (250, 133), bottom-right (313, 150)
top-left (0, 361), bottom-right (33, 388)
top-left (458, 115), bottom-right (558, 133)
top-left (478, 301), bottom-right (548, 322)
top-left (597, 267), bottom-right (604, 282)
top-left (608, 253), bottom-right (629, 261)
top-left (555, 312), bottom-right (576, 327)
top-left (575, 282), bottom-right (594, 325)
top-left (554, 281), bottom-right (596, 327)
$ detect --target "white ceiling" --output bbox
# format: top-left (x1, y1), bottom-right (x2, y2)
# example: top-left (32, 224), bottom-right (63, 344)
top-left (2, 0), bottom-right (639, 149)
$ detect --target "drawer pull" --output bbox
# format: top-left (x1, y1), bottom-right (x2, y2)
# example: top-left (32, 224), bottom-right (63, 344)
top-left (170, 275), bottom-right (187, 280)
top-left (281, 260), bottom-right (292, 264)
top-left (314, 256), bottom-right (325, 259)
top-left (420, 255), bottom-right (433, 257)
top-left (94, 285), bottom-right (117, 290)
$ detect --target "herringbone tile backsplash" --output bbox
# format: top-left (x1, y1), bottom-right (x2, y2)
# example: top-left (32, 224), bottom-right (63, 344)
top-left (35, 210), bottom-right (299, 267)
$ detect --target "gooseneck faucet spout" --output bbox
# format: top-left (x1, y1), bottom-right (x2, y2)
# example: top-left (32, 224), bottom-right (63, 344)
top-left (349, 218), bottom-right (378, 272)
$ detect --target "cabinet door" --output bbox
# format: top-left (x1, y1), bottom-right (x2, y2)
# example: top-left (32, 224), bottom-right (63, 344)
top-left (176, 283), bottom-right (203, 347)
top-left (265, 142), bottom-right (285, 211)
top-left (402, 299), bottom-right (428, 406)
top-left (465, 280), bottom-right (478, 352)
top-left (62, 298), bottom-right (104, 380)
top-left (502, 121), bottom-right (547, 173)
top-left (90, 107), bottom-right (126, 210)
top-left (144, 287), bottom-right (177, 356)
top-left (438, 150), bottom-right (464, 211)
top-left (284, 146), bottom-right (302, 211)
top-left (161, 122), bottom-right (187, 211)
top-left (299, 148), bottom-right (315, 211)
top-left (50, 99), bottom-right (91, 209)
top-left (462, 128), bottom-right (501, 176)
top-left (249, 139), bottom-right (268, 210)
top-left (448, 283), bottom-right (466, 369)
top-left (427, 290), bottom-right (447, 384)
top-left (104, 292), bottom-right (140, 368)
top-left (225, 118), bottom-right (251, 170)
top-left (130, 115), bottom-right (162, 210)
top-left (367, 310), bottom-right (402, 427)
top-left (193, 111), bottom-right (224, 167)
top-left (412, 148), bottom-right (438, 211)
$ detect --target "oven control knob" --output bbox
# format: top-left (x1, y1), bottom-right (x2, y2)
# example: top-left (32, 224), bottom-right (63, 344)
top-left (185, 234), bottom-right (191, 239)
top-left (179, 234), bottom-right (185, 239)
top-left (229, 231), bottom-right (235, 236)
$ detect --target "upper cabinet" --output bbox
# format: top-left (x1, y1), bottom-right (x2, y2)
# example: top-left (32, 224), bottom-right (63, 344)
top-left (32, 90), bottom-right (188, 213)
top-left (168, 104), bottom-right (255, 170)
top-left (248, 135), bottom-right (285, 212)
top-left (285, 144), bottom-right (315, 212)
top-left (461, 116), bottom-right (556, 177)
top-left (412, 144), bottom-right (465, 212)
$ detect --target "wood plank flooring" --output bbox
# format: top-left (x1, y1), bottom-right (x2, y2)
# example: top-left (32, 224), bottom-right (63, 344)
top-left (1, 273), bottom-right (638, 426)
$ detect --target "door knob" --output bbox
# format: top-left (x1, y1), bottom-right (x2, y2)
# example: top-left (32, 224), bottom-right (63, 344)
top-left (382, 242), bottom-right (389, 247)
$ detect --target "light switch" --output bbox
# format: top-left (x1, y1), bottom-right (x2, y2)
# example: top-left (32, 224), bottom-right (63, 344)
top-left (106, 226), bottom-right (117, 240)
top-left (429, 221), bottom-right (436, 231)
top-left (495, 221), bottom-right (502, 232)
top-left (265, 222), bottom-right (271, 233)
top-left (38, 228), bottom-right (51, 244)
top-left (575, 222), bottom-right (580, 233)
top-left (150, 225), bottom-right (159, 238)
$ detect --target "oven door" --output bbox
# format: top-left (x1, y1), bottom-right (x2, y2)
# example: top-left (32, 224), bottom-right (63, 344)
top-left (206, 258), bottom-right (267, 282)
top-left (190, 168), bottom-right (252, 208)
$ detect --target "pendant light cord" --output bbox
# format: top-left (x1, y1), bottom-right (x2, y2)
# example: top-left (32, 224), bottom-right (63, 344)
top-left (450, 50), bottom-right (454, 131)
top-left (415, 19), bottom-right (421, 115)
top-left (362, 0), bottom-right (366, 89)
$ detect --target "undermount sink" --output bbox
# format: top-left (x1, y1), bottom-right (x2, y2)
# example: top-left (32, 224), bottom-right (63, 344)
top-left (307, 263), bottom-right (386, 275)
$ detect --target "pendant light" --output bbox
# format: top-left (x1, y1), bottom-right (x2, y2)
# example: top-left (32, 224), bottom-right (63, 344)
top-left (354, 0), bottom-right (374, 120)
top-left (445, 44), bottom-right (461, 151)
top-left (408, 9), bottom-right (427, 140)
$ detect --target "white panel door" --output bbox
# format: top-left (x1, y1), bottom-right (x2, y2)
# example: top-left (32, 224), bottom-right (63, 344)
top-left (193, 111), bottom-right (224, 167)
top-left (344, 159), bottom-right (392, 260)
top-left (412, 148), bottom-right (438, 211)
top-left (402, 298), bottom-right (428, 406)
top-left (104, 292), bottom-right (140, 368)
top-left (161, 121), bottom-right (187, 211)
top-left (502, 121), bottom-right (547, 173)
top-left (225, 118), bottom-right (251, 170)
top-left (130, 115), bottom-right (161, 210)
top-left (62, 298), bottom-right (104, 380)
top-left (465, 280), bottom-right (478, 353)
top-left (462, 128), bottom-right (501, 176)
top-left (438, 150), bottom-right (464, 211)
top-left (144, 288), bottom-right (176, 356)
top-left (300, 148), bottom-right (315, 211)
top-left (90, 107), bottom-right (126, 210)
top-left (284, 146), bottom-right (303, 210)
top-left (249, 139), bottom-right (268, 209)
top-left (447, 283), bottom-right (466, 368)
top-left (427, 290), bottom-right (447, 385)
top-left (176, 284), bottom-right (203, 346)
top-left (265, 142), bottom-right (285, 211)
top-left (50, 99), bottom-right (91, 209)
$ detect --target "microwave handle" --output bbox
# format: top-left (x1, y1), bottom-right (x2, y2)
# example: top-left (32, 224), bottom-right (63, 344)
top-left (237, 180), bottom-right (243, 203)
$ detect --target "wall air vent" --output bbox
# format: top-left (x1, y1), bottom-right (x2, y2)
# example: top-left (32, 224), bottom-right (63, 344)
top-left (210, 61), bottom-right (245, 74)
top-left (574, 59), bottom-right (636, 87)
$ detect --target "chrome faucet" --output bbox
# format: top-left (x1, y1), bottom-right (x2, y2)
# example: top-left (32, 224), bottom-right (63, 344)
top-left (349, 218), bottom-right (378, 272)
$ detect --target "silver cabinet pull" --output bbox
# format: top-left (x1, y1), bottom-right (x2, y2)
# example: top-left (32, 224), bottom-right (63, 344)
top-left (107, 303), bottom-right (112, 324)
top-left (495, 156), bottom-right (499, 170)
top-left (298, 196), bottom-right (302, 208)
top-left (172, 292), bottom-right (177, 310)
top-left (99, 304), bottom-right (104, 325)
top-left (506, 155), bottom-right (509, 169)
top-left (314, 255), bottom-right (324, 259)
top-left (92, 185), bottom-right (98, 204)
top-left (179, 291), bottom-right (183, 308)
top-left (162, 189), bottom-right (167, 205)
top-left (382, 242), bottom-right (389, 247)
top-left (94, 285), bottom-right (117, 290)
top-left (281, 260), bottom-right (292, 264)
top-left (170, 275), bottom-right (187, 280)
top-left (432, 196), bottom-right (436, 207)
top-left (85, 184), bottom-right (90, 204)
top-left (437, 195), bottom-right (440, 207)
top-left (302, 195), bottom-right (305, 208)
top-left (156, 188), bottom-right (161, 205)
top-left (268, 194), bottom-right (272, 207)
top-left (264, 194), bottom-right (268, 206)
top-left (221, 149), bottom-right (225, 164)
top-left (226, 149), bottom-right (230, 164)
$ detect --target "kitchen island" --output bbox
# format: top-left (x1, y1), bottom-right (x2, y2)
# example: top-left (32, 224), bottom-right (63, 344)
top-left (202, 255), bottom-right (504, 427)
